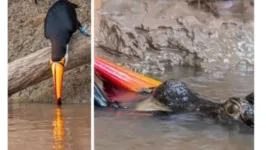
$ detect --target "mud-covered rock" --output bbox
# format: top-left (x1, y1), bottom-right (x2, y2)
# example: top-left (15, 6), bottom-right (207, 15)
top-left (95, 0), bottom-right (253, 74)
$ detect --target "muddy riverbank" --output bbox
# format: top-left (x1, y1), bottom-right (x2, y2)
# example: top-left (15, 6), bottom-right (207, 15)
top-left (95, 0), bottom-right (254, 75)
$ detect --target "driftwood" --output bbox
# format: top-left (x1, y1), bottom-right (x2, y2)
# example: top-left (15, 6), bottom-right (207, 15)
top-left (8, 34), bottom-right (91, 96)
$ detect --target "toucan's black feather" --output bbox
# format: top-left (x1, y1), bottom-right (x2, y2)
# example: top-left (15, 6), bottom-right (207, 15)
top-left (44, 0), bottom-right (80, 61)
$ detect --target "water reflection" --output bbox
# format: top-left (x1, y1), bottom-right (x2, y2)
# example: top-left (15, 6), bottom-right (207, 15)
top-left (52, 106), bottom-right (65, 149)
top-left (8, 104), bottom-right (90, 150)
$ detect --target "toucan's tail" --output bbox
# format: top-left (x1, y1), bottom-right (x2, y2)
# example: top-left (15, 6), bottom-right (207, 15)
top-left (94, 57), bottom-right (162, 93)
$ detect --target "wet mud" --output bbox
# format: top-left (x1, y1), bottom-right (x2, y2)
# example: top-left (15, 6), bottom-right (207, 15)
top-left (95, 0), bottom-right (254, 75)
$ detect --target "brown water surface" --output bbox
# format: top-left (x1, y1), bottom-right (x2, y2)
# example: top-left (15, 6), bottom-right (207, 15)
top-left (95, 67), bottom-right (254, 150)
top-left (8, 104), bottom-right (90, 150)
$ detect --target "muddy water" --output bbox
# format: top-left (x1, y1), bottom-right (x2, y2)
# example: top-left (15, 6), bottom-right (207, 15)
top-left (8, 104), bottom-right (90, 150)
top-left (95, 67), bottom-right (254, 150)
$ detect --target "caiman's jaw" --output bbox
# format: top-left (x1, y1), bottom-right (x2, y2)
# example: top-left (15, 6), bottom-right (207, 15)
top-left (50, 58), bottom-right (65, 105)
top-left (135, 96), bottom-right (171, 112)
top-left (222, 97), bottom-right (254, 127)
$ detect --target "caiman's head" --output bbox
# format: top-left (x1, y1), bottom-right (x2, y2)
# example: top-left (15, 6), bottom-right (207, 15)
top-left (135, 79), bottom-right (201, 112)
top-left (135, 78), bottom-right (254, 128)
top-left (220, 96), bottom-right (254, 128)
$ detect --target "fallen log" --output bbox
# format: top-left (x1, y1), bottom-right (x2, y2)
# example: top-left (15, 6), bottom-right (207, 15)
top-left (8, 34), bottom-right (91, 96)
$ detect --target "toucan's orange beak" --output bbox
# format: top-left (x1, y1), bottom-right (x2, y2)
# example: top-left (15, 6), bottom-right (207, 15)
top-left (50, 58), bottom-right (65, 105)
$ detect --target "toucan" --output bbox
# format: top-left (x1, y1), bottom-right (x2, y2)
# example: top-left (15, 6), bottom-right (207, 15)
top-left (44, 0), bottom-right (90, 105)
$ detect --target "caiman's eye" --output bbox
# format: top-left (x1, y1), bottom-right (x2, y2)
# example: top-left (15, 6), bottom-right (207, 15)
top-left (226, 103), bottom-right (240, 115)
top-left (223, 98), bottom-right (242, 119)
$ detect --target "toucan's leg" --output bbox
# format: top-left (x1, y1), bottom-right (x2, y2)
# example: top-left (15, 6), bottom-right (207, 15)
top-left (78, 21), bottom-right (91, 36)
top-left (79, 26), bottom-right (91, 36)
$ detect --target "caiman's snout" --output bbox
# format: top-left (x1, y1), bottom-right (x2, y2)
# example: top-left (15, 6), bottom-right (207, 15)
top-left (50, 58), bottom-right (65, 105)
